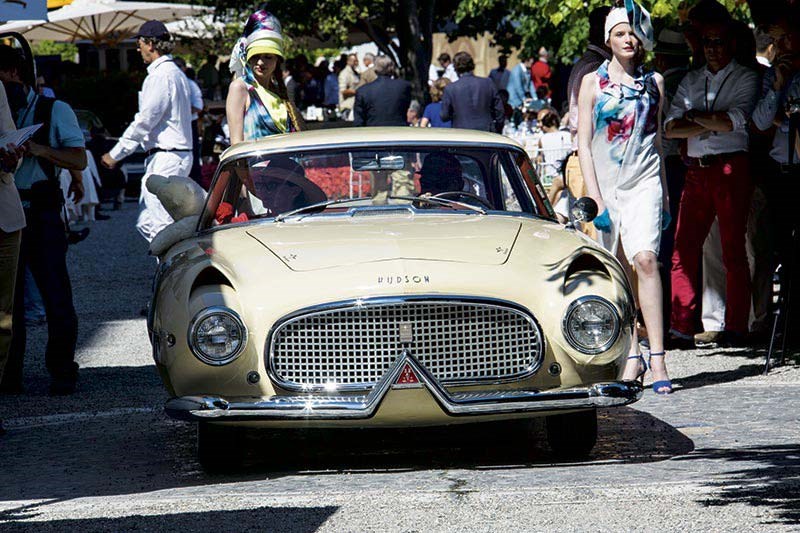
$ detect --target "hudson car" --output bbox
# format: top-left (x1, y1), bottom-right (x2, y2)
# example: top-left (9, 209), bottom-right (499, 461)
top-left (148, 128), bottom-right (641, 469)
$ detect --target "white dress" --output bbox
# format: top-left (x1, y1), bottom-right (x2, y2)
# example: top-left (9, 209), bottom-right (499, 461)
top-left (60, 154), bottom-right (102, 220)
top-left (590, 60), bottom-right (662, 262)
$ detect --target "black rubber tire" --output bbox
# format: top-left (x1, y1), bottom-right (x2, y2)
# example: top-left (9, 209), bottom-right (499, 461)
top-left (546, 409), bottom-right (598, 460)
top-left (197, 422), bottom-right (246, 472)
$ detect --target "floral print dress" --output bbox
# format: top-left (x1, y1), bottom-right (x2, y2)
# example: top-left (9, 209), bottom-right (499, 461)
top-left (591, 60), bottom-right (662, 262)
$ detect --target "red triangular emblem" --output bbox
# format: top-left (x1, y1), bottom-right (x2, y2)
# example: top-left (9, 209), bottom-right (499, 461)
top-left (396, 363), bottom-right (420, 384)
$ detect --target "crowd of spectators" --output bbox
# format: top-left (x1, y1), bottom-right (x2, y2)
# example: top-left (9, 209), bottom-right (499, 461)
top-left (553, 0), bottom-right (800, 355)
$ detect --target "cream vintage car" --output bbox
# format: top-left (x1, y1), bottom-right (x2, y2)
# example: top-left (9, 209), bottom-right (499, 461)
top-left (148, 127), bottom-right (641, 469)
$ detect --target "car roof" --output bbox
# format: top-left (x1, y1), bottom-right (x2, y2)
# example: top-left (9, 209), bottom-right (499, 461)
top-left (220, 127), bottom-right (524, 162)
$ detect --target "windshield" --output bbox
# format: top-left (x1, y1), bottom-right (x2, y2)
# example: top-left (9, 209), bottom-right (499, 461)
top-left (200, 146), bottom-right (552, 230)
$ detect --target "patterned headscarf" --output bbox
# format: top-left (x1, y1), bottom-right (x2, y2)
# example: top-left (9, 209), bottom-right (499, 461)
top-left (228, 9), bottom-right (289, 134)
top-left (229, 10), bottom-right (285, 81)
top-left (624, 0), bottom-right (654, 51)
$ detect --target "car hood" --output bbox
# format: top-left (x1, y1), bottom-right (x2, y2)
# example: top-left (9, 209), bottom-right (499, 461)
top-left (246, 214), bottom-right (523, 271)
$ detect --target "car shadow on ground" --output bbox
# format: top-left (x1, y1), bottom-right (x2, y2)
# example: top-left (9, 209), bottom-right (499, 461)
top-left (208, 406), bottom-right (694, 475)
top-left (0, 403), bottom-right (693, 506)
top-left (673, 443), bottom-right (800, 527)
top-left (0, 505), bottom-right (337, 533)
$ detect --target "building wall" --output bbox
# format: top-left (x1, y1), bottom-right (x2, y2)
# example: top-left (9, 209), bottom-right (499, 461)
top-left (431, 32), bottom-right (522, 77)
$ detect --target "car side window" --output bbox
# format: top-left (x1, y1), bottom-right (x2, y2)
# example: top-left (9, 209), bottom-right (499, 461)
top-left (498, 160), bottom-right (522, 213)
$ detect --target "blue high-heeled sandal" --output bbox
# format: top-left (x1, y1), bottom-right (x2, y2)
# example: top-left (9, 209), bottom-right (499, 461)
top-left (626, 354), bottom-right (647, 383)
top-left (648, 351), bottom-right (673, 395)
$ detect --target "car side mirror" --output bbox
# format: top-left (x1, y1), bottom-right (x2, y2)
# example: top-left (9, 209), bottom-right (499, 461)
top-left (567, 197), bottom-right (598, 229)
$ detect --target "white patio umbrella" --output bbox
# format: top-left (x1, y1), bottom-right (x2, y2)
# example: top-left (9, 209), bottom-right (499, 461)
top-left (0, 0), bottom-right (210, 45)
top-left (165, 14), bottom-right (224, 40)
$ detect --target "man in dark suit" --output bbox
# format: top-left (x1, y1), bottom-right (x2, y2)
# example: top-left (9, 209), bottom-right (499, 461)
top-left (441, 52), bottom-right (504, 132)
top-left (353, 56), bottom-right (412, 126)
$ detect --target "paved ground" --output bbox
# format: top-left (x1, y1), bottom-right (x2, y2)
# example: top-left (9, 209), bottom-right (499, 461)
top-left (1, 204), bottom-right (799, 532)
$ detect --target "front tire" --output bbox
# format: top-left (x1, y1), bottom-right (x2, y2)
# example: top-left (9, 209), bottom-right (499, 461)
top-left (197, 422), bottom-right (246, 472)
top-left (546, 409), bottom-right (597, 459)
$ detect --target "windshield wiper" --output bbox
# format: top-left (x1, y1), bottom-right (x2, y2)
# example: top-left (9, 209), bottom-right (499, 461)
top-left (274, 198), bottom-right (368, 222)
top-left (388, 195), bottom-right (487, 215)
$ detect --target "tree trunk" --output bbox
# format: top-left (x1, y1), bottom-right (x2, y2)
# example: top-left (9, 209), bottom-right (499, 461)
top-left (397, 0), bottom-right (435, 102)
top-left (356, 19), bottom-right (400, 66)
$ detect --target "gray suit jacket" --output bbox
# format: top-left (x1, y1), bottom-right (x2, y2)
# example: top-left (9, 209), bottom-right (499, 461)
top-left (0, 83), bottom-right (24, 233)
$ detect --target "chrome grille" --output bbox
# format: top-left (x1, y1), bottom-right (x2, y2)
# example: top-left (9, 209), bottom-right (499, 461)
top-left (268, 299), bottom-right (543, 391)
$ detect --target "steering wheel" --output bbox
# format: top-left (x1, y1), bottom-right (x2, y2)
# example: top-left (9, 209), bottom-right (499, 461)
top-left (432, 191), bottom-right (494, 210)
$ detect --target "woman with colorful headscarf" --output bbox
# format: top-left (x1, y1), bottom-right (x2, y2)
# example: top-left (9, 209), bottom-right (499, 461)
top-left (226, 10), bottom-right (302, 144)
top-left (577, 0), bottom-right (672, 394)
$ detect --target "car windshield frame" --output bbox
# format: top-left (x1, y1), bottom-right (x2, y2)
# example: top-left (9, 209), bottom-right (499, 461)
top-left (197, 141), bottom-right (555, 233)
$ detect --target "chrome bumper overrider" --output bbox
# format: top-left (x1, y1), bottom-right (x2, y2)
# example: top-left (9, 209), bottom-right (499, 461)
top-left (165, 352), bottom-right (642, 422)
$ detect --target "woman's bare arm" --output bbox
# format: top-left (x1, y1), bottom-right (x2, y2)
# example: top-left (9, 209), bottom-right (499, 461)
top-left (576, 73), bottom-right (604, 212)
top-left (226, 78), bottom-right (248, 145)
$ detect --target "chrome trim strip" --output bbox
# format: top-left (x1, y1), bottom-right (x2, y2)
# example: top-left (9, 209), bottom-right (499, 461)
top-left (218, 140), bottom-right (530, 168)
top-left (164, 351), bottom-right (642, 422)
top-left (560, 296), bottom-right (622, 355)
top-left (187, 306), bottom-right (248, 366)
top-left (265, 295), bottom-right (546, 392)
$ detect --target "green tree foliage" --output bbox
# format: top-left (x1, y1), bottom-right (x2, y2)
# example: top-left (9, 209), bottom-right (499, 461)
top-left (31, 40), bottom-right (78, 62)
top-left (199, 0), bottom-right (462, 98)
top-left (201, 0), bottom-right (760, 96)
top-left (455, 0), bottom-right (751, 63)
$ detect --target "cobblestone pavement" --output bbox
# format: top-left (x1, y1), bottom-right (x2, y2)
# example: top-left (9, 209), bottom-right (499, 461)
top-left (1, 205), bottom-right (799, 532)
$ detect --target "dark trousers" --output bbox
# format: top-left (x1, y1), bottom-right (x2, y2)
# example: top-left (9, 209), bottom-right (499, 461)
top-left (1, 206), bottom-right (78, 386)
top-left (0, 229), bottom-right (21, 384)
top-left (671, 153), bottom-right (753, 335)
top-left (763, 159), bottom-right (800, 339)
top-left (763, 159), bottom-right (800, 267)
top-left (189, 119), bottom-right (202, 185)
top-left (658, 155), bottom-right (687, 331)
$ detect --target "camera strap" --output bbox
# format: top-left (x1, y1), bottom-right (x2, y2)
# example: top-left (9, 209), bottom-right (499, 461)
top-left (31, 95), bottom-right (57, 182)
top-left (789, 108), bottom-right (799, 166)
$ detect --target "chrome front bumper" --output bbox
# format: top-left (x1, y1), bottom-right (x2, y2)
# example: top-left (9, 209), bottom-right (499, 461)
top-left (165, 352), bottom-right (642, 422)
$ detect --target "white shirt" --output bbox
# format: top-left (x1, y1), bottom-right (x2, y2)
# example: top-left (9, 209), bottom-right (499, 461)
top-left (428, 63), bottom-right (458, 86)
top-left (187, 78), bottom-right (203, 121)
top-left (109, 55), bottom-right (193, 161)
top-left (753, 70), bottom-right (800, 164)
top-left (756, 55), bottom-right (771, 68)
top-left (665, 59), bottom-right (759, 157)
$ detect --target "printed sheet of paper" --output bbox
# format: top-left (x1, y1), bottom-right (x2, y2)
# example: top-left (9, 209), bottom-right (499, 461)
top-left (0, 123), bottom-right (42, 148)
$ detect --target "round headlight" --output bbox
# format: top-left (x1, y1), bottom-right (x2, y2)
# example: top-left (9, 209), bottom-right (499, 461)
top-left (189, 307), bottom-right (247, 365)
top-left (562, 297), bottom-right (620, 354)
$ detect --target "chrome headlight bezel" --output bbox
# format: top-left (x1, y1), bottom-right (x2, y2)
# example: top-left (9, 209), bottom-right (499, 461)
top-left (188, 306), bottom-right (248, 366)
top-left (561, 296), bottom-right (621, 354)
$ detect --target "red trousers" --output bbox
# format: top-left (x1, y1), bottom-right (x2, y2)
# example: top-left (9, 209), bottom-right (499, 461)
top-left (670, 153), bottom-right (753, 335)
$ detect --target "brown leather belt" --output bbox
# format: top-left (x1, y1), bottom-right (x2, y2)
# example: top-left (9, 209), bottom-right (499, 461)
top-left (684, 151), bottom-right (746, 168)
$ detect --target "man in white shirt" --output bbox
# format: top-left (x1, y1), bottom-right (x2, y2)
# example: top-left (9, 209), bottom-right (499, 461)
top-left (428, 53), bottom-right (458, 86)
top-left (665, 18), bottom-right (759, 346)
top-left (753, 17), bottom-right (800, 339)
top-left (755, 25), bottom-right (775, 69)
top-left (101, 20), bottom-right (193, 242)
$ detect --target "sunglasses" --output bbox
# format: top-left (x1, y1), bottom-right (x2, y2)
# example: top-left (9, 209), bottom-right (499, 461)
top-left (702, 37), bottom-right (726, 47)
